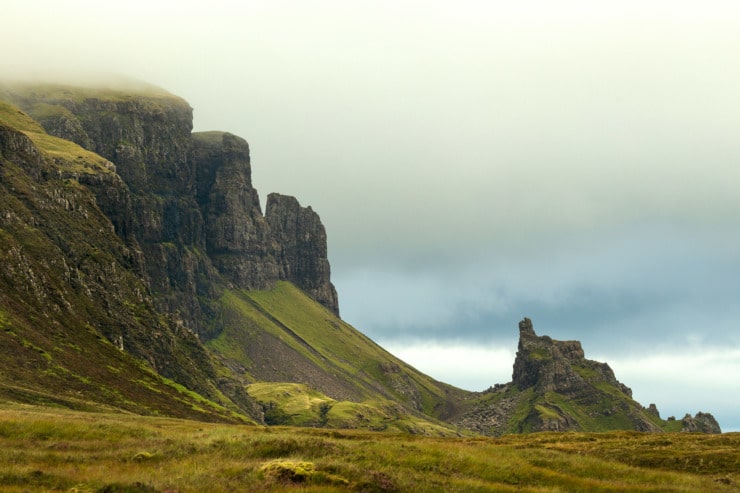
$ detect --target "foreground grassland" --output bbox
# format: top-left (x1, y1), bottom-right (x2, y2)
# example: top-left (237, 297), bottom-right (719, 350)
top-left (0, 404), bottom-right (737, 492)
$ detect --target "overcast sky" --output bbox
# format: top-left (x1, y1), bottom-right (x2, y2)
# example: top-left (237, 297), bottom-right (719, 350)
top-left (3, 0), bottom-right (739, 431)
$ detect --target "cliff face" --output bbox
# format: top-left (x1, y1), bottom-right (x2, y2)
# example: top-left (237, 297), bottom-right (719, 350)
top-left (3, 83), bottom-right (339, 336)
top-left (266, 193), bottom-right (339, 316)
top-left (0, 114), bottom-right (255, 421)
top-left (190, 131), bottom-right (339, 315)
top-left (24, 91), bottom-right (194, 195)
top-left (191, 131), bottom-right (278, 291)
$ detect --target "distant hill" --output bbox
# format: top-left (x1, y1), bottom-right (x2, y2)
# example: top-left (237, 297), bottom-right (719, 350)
top-left (0, 81), bottom-right (719, 434)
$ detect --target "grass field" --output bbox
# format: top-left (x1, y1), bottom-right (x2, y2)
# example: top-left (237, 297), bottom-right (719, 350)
top-left (0, 403), bottom-right (737, 492)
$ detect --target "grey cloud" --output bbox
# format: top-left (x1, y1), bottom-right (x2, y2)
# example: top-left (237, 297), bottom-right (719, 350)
top-left (337, 225), bottom-right (740, 353)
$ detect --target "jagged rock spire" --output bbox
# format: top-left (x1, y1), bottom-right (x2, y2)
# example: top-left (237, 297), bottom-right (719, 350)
top-left (518, 317), bottom-right (536, 337)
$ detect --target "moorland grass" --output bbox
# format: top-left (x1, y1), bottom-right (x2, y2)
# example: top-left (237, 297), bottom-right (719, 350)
top-left (0, 403), bottom-right (736, 492)
top-left (207, 283), bottom-right (460, 426)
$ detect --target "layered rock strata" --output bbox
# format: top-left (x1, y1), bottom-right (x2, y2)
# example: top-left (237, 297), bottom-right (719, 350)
top-left (4, 85), bottom-right (339, 337)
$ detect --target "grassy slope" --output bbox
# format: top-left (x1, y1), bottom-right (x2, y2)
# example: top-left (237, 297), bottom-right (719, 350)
top-left (0, 100), bottom-right (113, 173)
top-left (0, 404), bottom-right (736, 493)
top-left (207, 282), bottom-right (467, 431)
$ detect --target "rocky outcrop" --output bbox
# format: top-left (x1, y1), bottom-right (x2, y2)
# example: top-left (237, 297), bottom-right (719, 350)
top-left (25, 102), bottom-right (93, 149)
top-left (681, 412), bottom-right (722, 434)
top-left (451, 318), bottom-right (727, 435)
top-left (0, 124), bottom-right (45, 179)
top-left (190, 132), bottom-right (338, 314)
top-left (512, 317), bottom-right (632, 397)
top-left (266, 193), bottom-right (339, 316)
top-left (191, 131), bottom-right (279, 290)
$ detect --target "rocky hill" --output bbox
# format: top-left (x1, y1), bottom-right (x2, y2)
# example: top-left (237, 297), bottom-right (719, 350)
top-left (451, 318), bottom-right (721, 435)
top-left (0, 80), bottom-right (720, 435)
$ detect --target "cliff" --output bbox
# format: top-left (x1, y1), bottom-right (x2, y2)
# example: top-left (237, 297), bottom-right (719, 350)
top-left (0, 82), bottom-right (438, 428)
top-left (1, 82), bottom-right (339, 338)
top-left (0, 103), bottom-right (253, 420)
top-left (452, 318), bottom-right (721, 435)
top-left (266, 193), bottom-right (339, 315)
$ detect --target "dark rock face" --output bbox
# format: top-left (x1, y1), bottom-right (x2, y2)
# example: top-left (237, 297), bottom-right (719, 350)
top-left (0, 124), bottom-right (45, 179)
top-left (191, 131), bottom-right (279, 290)
top-left (646, 403), bottom-right (661, 418)
top-left (266, 193), bottom-right (339, 316)
top-left (64, 98), bottom-right (194, 195)
top-left (512, 317), bottom-right (631, 397)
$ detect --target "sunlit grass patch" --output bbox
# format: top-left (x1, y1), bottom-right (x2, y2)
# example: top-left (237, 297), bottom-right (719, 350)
top-left (24, 130), bottom-right (114, 173)
top-left (0, 99), bottom-right (114, 175)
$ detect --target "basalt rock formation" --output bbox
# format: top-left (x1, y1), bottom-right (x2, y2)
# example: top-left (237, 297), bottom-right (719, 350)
top-left (266, 193), bottom-right (339, 315)
top-left (1, 83), bottom-right (339, 335)
top-left (512, 318), bottom-right (633, 398)
top-left (680, 412), bottom-right (722, 434)
top-left (452, 318), bottom-right (721, 436)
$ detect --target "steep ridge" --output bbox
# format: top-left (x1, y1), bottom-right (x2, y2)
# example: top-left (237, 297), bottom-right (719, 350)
top-left (0, 82), bottom-right (461, 431)
top-left (451, 319), bottom-right (721, 435)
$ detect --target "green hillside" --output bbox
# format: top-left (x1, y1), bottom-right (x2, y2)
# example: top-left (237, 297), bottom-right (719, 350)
top-left (207, 282), bottom-right (465, 432)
